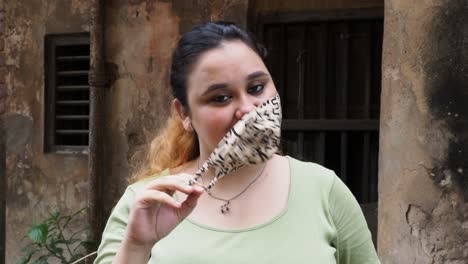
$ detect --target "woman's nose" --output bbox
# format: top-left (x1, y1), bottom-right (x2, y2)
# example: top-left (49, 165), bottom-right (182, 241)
top-left (235, 97), bottom-right (259, 120)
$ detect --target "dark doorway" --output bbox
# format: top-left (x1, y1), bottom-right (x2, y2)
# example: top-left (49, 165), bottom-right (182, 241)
top-left (257, 9), bottom-right (384, 244)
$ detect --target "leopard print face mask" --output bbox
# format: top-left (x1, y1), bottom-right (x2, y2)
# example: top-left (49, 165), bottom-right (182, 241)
top-left (189, 94), bottom-right (282, 190)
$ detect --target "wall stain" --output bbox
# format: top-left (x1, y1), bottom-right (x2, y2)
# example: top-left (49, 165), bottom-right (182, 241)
top-left (106, 62), bottom-right (120, 87)
top-left (426, 0), bottom-right (468, 200)
top-left (407, 2), bottom-right (468, 262)
top-left (4, 114), bottom-right (32, 156)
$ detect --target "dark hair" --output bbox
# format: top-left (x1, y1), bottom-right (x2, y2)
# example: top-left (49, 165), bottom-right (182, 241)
top-left (170, 21), bottom-right (268, 107)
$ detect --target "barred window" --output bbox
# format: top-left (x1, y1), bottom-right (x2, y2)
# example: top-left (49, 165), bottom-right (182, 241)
top-left (44, 33), bottom-right (90, 152)
top-left (259, 12), bottom-right (383, 242)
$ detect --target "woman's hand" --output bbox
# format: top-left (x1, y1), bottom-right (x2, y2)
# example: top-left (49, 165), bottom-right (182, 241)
top-left (123, 173), bottom-right (204, 250)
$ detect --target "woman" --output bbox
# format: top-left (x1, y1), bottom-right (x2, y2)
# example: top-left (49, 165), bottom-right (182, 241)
top-left (95, 21), bottom-right (380, 264)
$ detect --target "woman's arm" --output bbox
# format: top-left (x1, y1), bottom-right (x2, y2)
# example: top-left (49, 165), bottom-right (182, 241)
top-left (328, 175), bottom-right (380, 264)
top-left (94, 173), bottom-right (204, 264)
top-left (112, 239), bottom-right (152, 264)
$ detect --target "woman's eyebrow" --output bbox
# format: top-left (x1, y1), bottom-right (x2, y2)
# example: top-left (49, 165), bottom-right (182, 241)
top-left (202, 83), bottom-right (228, 96)
top-left (202, 71), bottom-right (269, 96)
top-left (246, 71), bottom-right (269, 81)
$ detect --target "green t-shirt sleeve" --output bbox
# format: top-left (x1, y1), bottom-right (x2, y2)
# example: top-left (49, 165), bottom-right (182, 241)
top-left (93, 186), bottom-right (135, 264)
top-left (328, 175), bottom-right (380, 264)
top-left (94, 172), bottom-right (167, 264)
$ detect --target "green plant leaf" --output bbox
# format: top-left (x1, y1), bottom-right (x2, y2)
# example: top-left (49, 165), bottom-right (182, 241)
top-left (20, 242), bottom-right (36, 253)
top-left (63, 208), bottom-right (86, 229)
top-left (62, 216), bottom-right (73, 229)
top-left (16, 256), bottom-right (29, 264)
top-left (51, 238), bottom-right (67, 244)
top-left (16, 249), bottom-right (39, 264)
top-left (28, 224), bottom-right (48, 245)
top-left (47, 241), bottom-right (64, 255)
top-left (54, 247), bottom-right (64, 256)
top-left (19, 207), bottom-right (91, 264)
top-left (67, 238), bottom-right (80, 244)
top-left (50, 211), bottom-right (60, 220)
top-left (71, 207), bottom-right (86, 217)
top-left (32, 255), bottom-right (49, 264)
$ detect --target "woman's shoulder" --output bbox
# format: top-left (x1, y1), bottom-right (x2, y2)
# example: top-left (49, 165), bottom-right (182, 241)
top-left (287, 156), bottom-right (336, 179)
top-left (286, 155), bottom-right (338, 193)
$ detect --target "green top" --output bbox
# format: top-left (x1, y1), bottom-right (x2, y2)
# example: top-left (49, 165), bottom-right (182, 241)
top-left (94, 156), bottom-right (380, 264)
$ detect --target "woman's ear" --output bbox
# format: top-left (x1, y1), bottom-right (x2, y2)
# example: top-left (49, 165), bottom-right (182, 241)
top-left (173, 98), bottom-right (193, 132)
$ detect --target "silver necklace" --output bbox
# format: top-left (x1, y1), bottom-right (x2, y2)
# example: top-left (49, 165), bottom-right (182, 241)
top-left (197, 159), bottom-right (267, 214)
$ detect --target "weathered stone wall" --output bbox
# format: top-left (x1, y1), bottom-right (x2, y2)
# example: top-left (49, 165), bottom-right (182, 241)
top-left (2, 1), bottom-right (250, 262)
top-left (378, 0), bottom-right (468, 263)
top-left (12, 0), bottom-right (464, 263)
top-left (4, 1), bottom-right (93, 263)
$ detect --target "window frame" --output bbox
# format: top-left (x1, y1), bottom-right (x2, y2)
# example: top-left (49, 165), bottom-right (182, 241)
top-left (255, 8), bottom-right (384, 245)
top-left (256, 8), bottom-right (383, 131)
top-left (44, 33), bottom-right (90, 153)
top-left (256, 7), bottom-right (383, 191)
top-left (254, 8), bottom-right (384, 32)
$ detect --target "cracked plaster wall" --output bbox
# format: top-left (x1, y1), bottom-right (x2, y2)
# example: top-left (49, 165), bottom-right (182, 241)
top-left (11, 0), bottom-right (460, 263)
top-left (378, 0), bottom-right (468, 263)
top-left (4, 1), bottom-right (251, 262)
top-left (4, 1), bottom-right (93, 263)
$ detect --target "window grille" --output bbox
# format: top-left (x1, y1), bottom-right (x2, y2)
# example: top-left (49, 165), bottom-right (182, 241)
top-left (44, 33), bottom-right (90, 152)
top-left (261, 19), bottom-right (383, 204)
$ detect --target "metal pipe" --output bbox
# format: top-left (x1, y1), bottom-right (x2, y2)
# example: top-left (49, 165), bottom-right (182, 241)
top-left (0, 118), bottom-right (5, 264)
top-left (88, 0), bottom-right (107, 248)
top-left (0, 4), bottom-right (6, 262)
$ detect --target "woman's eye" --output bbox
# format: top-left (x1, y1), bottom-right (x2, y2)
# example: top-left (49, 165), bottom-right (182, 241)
top-left (248, 84), bottom-right (264, 94)
top-left (211, 95), bottom-right (231, 104)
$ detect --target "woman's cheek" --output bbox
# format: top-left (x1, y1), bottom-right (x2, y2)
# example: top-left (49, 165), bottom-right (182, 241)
top-left (205, 111), bottom-right (232, 140)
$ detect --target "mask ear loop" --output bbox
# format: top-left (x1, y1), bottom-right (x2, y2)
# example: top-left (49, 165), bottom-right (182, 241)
top-left (188, 159), bottom-right (215, 190)
top-left (188, 158), bottom-right (223, 191)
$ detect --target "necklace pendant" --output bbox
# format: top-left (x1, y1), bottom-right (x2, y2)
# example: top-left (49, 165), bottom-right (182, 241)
top-left (220, 201), bottom-right (230, 214)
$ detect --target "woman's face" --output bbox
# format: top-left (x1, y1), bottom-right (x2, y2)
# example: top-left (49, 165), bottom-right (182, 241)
top-left (177, 40), bottom-right (278, 158)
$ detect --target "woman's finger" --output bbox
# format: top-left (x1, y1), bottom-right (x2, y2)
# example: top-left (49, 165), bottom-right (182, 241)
top-left (134, 189), bottom-right (182, 209)
top-left (181, 185), bottom-right (204, 209)
top-left (145, 174), bottom-right (198, 195)
top-left (178, 185), bottom-right (204, 217)
top-left (146, 173), bottom-right (196, 186)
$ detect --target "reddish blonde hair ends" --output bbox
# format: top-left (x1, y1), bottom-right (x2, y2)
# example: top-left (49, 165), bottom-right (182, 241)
top-left (131, 109), bottom-right (199, 182)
